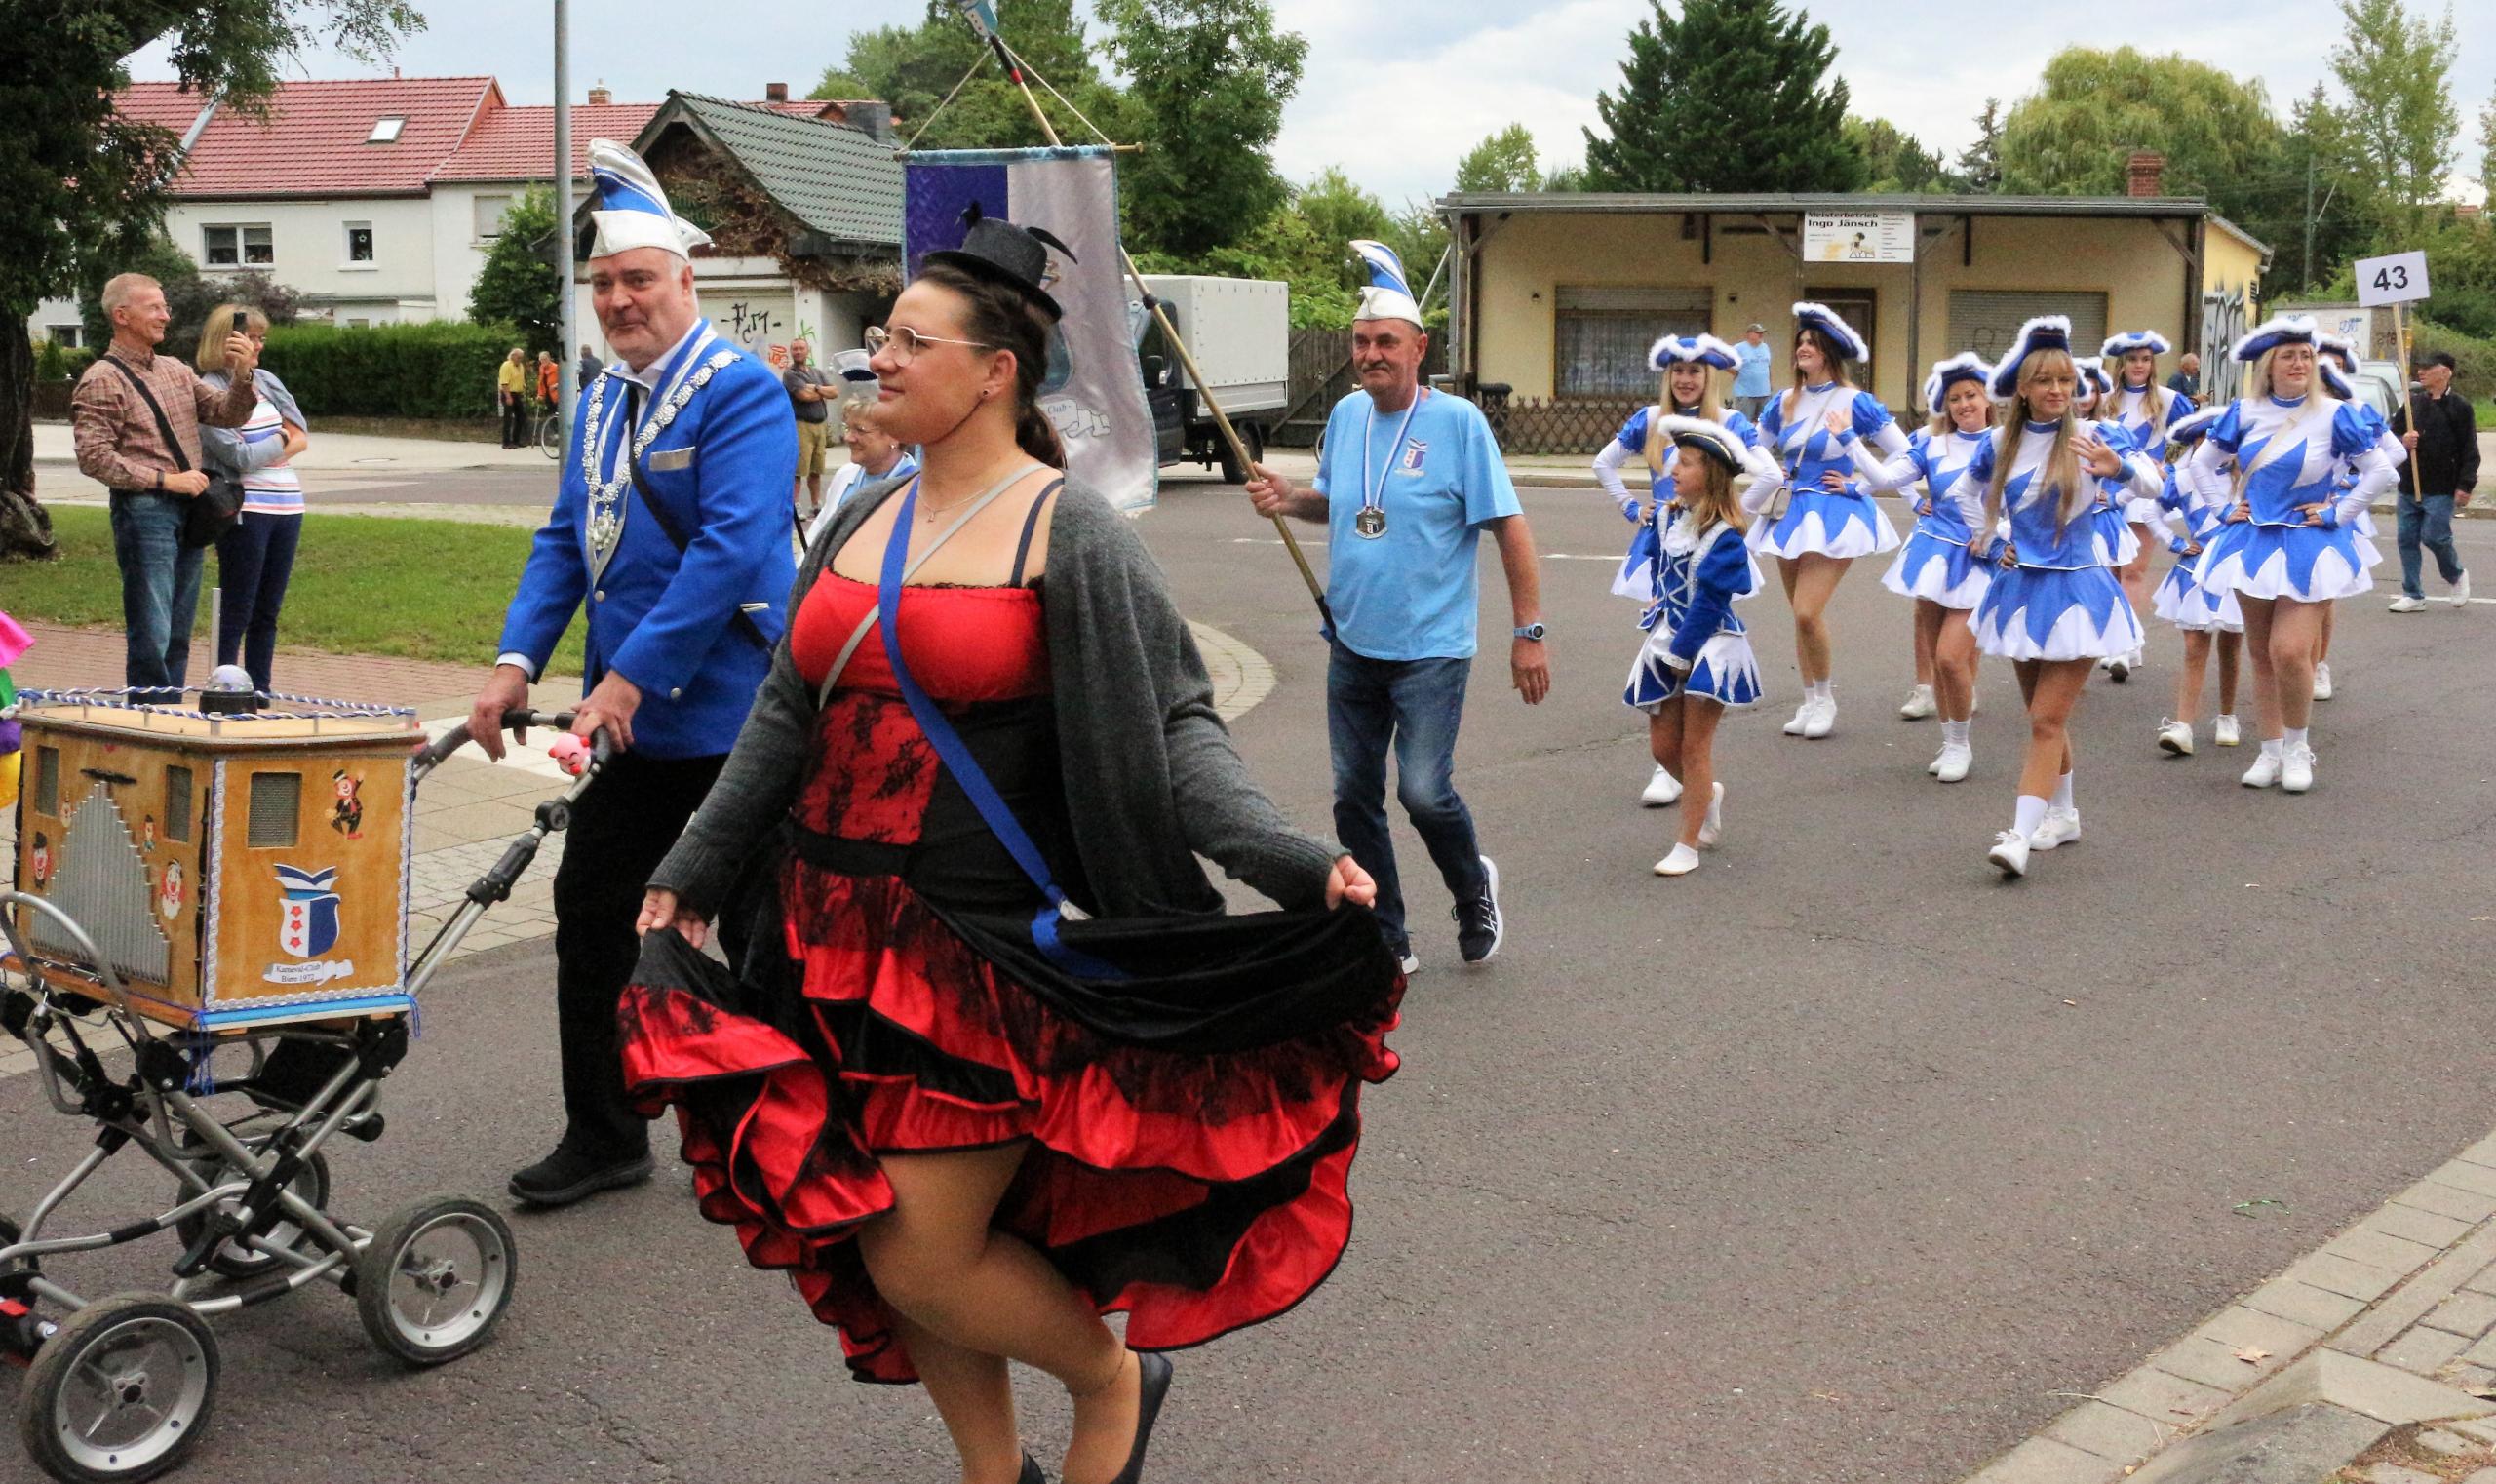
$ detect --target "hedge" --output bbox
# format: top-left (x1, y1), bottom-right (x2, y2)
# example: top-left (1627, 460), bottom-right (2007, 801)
top-left (2411, 317), bottom-right (2496, 399)
top-left (257, 321), bottom-right (525, 420)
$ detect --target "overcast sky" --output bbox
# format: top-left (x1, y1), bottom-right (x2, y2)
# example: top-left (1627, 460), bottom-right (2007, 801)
top-left (129, 0), bottom-right (2494, 205)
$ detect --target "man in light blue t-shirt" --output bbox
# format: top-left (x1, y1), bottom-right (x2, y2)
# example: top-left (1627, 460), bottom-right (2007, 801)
top-left (1732, 323), bottom-right (1774, 421)
top-left (1246, 241), bottom-right (1548, 975)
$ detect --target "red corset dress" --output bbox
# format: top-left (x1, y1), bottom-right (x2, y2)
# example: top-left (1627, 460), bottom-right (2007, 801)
top-left (619, 571), bottom-right (1401, 1385)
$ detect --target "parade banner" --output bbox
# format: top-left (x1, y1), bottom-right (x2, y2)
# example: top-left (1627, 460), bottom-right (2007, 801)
top-left (904, 146), bottom-right (1157, 512)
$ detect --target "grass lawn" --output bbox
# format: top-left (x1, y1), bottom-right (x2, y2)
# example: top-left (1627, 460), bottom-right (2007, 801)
top-left (8, 507), bottom-right (587, 674)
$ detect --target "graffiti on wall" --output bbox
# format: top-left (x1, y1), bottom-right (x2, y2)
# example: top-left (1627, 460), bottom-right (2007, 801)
top-left (2201, 284), bottom-right (2249, 404)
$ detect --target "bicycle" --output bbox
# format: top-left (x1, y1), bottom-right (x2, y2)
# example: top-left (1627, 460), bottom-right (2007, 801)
top-left (535, 406), bottom-right (563, 459)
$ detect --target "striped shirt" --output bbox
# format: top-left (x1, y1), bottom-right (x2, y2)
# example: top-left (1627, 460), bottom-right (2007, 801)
top-left (201, 370), bottom-right (307, 516)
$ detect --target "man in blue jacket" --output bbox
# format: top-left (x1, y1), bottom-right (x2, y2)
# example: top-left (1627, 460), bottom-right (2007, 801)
top-left (465, 140), bottom-right (797, 1206)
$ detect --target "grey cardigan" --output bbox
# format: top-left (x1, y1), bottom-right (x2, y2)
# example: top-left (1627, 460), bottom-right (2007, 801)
top-left (197, 369), bottom-right (306, 480)
top-left (649, 472), bottom-right (1342, 918)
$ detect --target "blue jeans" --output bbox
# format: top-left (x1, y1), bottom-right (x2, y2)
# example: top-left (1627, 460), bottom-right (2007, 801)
top-left (214, 512), bottom-right (302, 692)
top-left (107, 491), bottom-right (205, 703)
top-left (1326, 642), bottom-right (1487, 953)
top-left (2397, 492), bottom-right (2466, 599)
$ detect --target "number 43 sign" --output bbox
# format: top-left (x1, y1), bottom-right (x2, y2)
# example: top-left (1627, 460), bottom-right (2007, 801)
top-left (2356, 250), bottom-right (2430, 307)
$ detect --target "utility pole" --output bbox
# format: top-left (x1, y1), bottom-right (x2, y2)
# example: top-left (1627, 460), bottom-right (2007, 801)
top-left (554, 0), bottom-right (575, 423)
top-left (2302, 144), bottom-right (2317, 291)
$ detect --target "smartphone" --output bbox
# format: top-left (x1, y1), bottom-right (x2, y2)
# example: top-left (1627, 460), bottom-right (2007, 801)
top-left (230, 310), bottom-right (248, 334)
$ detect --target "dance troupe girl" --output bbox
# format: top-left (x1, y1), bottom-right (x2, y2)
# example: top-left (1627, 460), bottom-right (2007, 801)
top-left (2098, 331), bottom-right (2197, 683)
top-left (1750, 302), bottom-right (1906, 739)
top-left (2186, 315), bottom-right (2395, 794)
top-left (621, 215), bottom-right (1403, 1484)
top-left (1593, 333), bottom-right (1777, 805)
top-left (1968, 316), bottom-right (2162, 879)
top-left (2147, 406), bottom-right (2245, 756)
top-left (2309, 332), bottom-right (2400, 701)
top-left (1841, 352), bottom-right (1996, 781)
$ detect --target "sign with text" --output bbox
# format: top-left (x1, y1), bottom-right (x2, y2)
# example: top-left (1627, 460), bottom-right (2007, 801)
top-left (1804, 211), bottom-right (1915, 264)
top-left (2355, 251), bottom-right (2430, 307)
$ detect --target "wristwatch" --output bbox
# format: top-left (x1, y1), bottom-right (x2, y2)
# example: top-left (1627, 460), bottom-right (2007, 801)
top-left (1512, 623), bottom-right (1546, 642)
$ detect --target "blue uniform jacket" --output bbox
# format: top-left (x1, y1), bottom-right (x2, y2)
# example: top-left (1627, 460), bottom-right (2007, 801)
top-left (496, 321), bottom-right (799, 759)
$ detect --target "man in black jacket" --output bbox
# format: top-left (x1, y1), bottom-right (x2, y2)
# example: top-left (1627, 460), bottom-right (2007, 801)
top-left (2387, 351), bottom-right (2477, 612)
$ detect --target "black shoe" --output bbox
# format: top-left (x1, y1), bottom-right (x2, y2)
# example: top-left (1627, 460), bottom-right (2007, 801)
top-left (1020, 1454), bottom-right (1046, 1484)
top-left (1107, 1351), bottom-right (1173, 1484)
top-left (508, 1142), bottom-right (652, 1207)
top-left (1452, 854), bottom-right (1502, 966)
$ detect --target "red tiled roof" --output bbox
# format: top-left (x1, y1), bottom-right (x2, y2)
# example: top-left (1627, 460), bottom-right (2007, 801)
top-left (108, 81), bottom-right (216, 139)
top-left (152, 76), bottom-right (502, 197)
top-left (429, 103), bottom-right (664, 182)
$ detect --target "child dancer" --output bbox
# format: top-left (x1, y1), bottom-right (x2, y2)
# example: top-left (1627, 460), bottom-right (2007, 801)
top-left (2147, 407), bottom-right (2244, 755)
top-left (2099, 331), bottom-right (2193, 683)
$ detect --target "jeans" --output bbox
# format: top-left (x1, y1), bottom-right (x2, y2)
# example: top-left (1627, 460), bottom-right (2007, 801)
top-left (2397, 492), bottom-right (2466, 599)
top-left (1326, 642), bottom-right (1487, 953)
top-left (214, 512), bottom-right (302, 692)
top-left (107, 490), bottom-right (205, 703)
top-left (1735, 395), bottom-right (1771, 423)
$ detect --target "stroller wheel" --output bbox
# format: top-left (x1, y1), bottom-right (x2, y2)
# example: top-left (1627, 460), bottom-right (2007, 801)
top-left (354, 1195), bottom-right (516, 1367)
top-left (171, 1151), bottom-right (330, 1281)
top-left (16, 1293), bottom-right (218, 1483)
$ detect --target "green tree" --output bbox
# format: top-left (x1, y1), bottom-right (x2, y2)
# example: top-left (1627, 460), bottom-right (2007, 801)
top-left (1541, 162), bottom-right (1592, 192)
top-left (1582, 0), bottom-right (1863, 192)
top-left (467, 186), bottom-right (561, 355)
top-left (810, 0), bottom-right (1116, 151)
top-left (2325, 0), bottom-right (2460, 215)
top-left (0, 0), bottom-right (420, 555)
top-left (1099, 0), bottom-right (1307, 258)
top-left (1294, 168), bottom-right (1390, 280)
top-left (1844, 116), bottom-right (1946, 192)
top-left (1455, 124), bottom-right (1540, 193)
top-left (2285, 83), bottom-right (2380, 293)
top-left (2480, 89), bottom-right (2496, 208)
top-left (1957, 98), bottom-right (2004, 192)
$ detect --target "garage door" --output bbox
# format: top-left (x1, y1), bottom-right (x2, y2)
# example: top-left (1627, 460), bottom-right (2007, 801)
top-left (1555, 286), bottom-right (1712, 397)
top-left (1947, 291), bottom-right (2110, 368)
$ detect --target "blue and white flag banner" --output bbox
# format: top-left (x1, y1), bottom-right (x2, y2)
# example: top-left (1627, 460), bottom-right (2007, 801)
top-left (905, 146), bottom-right (1157, 512)
top-left (947, 0), bottom-right (998, 43)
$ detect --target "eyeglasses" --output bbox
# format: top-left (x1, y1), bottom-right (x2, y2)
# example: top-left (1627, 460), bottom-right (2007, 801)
top-left (864, 324), bottom-right (994, 364)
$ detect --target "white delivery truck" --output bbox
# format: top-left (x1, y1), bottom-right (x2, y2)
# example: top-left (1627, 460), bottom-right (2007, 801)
top-left (1137, 275), bottom-right (1288, 483)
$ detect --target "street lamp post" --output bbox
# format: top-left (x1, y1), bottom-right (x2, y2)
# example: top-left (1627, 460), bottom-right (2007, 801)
top-left (554, 0), bottom-right (575, 423)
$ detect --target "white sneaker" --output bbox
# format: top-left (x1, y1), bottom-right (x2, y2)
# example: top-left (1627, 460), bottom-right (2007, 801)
top-left (1397, 951), bottom-right (1421, 977)
top-left (1898, 683), bottom-right (1936, 720)
top-left (2241, 751), bottom-right (2282, 788)
top-left (1640, 764), bottom-right (1684, 807)
top-left (2311, 661), bottom-right (2333, 701)
top-left (2452, 569), bottom-right (2473, 607)
top-left (1987, 830), bottom-right (2031, 879)
top-left (2105, 651), bottom-right (2132, 683)
top-left (2388, 594), bottom-right (2428, 613)
top-left (1783, 700), bottom-right (1814, 736)
top-left (1653, 841), bottom-right (1701, 877)
top-left (2214, 714), bottom-right (2242, 747)
top-left (1802, 695), bottom-right (1837, 739)
top-left (1931, 743), bottom-right (1972, 783)
top-left (2030, 807), bottom-right (2082, 850)
top-left (2156, 719), bottom-right (2195, 756)
top-left (2282, 743), bottom-right (2316, 794)
top-left (1696, 781), bottom-right (1725, 847)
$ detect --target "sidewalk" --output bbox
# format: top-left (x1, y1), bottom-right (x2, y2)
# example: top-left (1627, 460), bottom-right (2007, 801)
top-left (30, 418), bottom-right (549, 474)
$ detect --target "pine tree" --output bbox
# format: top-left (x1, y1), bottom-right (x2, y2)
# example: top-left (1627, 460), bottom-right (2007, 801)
top-left (1956, 98), bottom-right (2004, 193)
top-left (1581, 0), bottom-right (1864, 193)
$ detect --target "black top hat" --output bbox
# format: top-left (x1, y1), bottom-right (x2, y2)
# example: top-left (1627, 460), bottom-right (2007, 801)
top-left (920, 204), bottom-right (1073, 322)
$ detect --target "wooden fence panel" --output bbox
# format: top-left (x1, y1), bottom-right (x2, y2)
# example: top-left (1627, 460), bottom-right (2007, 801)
top-left (1270, 330), bottom-right (1450, 447)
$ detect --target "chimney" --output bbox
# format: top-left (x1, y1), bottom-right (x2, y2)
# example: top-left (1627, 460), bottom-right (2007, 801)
top-left (841, 100), bottom-right (894, 144)
top-left (2126, 149), bottom-right (2165, 199)
top-left (586, 83), bottom-right (611, 106)
top-left (765, 81), bottom-right (790, 103)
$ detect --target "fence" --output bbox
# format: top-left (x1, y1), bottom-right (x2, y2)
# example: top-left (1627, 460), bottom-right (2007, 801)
top-left (1270, 330), bottom-right (1450, 446)
top-left (1479, 395), bottom-right (1645, 456)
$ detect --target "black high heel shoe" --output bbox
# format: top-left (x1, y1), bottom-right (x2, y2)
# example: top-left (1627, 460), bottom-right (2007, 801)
top-left (1019, 1454), bottom-right (1047, 1484)
top-left (1107, 1351), bottom-right (1173, 1484)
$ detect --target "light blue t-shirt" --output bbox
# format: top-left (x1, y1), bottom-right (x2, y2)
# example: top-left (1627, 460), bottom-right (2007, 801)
top-left (1732, 339), bottom-right (1774, 399)
top-left (1312, 387), bottom-right (1521, 661)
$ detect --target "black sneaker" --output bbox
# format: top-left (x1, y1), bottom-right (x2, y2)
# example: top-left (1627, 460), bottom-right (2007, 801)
top-left (509, 1141), bottom-right (653, 1208)
top-left (1453, 855), bottom-right (1502, 966)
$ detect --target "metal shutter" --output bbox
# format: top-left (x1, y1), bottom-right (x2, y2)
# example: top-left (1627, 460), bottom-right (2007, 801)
top-left (1556, 286), bottom-right (1712, 397)
top-left (1947, 291), bottom-right (2110, 366)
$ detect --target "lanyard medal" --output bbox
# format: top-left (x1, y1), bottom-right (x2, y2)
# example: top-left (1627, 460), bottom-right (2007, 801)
top-left (1357, 389), bottom-right (1425, 539)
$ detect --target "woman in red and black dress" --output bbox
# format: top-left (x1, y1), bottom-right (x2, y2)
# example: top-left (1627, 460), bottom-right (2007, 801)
top-left (622, 215), bottom-right (1402, 1484)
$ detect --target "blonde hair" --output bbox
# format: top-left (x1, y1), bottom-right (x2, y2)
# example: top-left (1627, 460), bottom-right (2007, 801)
top-left (2247, 342), bottom-right (2335, 404)
top-left (1645, 364), bottom-right (1726, 476)
top-left (194, 303), bottom-right (269, 374)
top-left (1928, 380), bottom-right (1998, 439)
top-left (1670, 442), bottom-right (1751, 535)
top-left (1981, 348), bottom-right (2089, 535)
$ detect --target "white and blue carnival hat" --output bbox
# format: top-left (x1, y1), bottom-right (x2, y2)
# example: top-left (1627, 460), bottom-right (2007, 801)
top-left (1987, 315), bottom-right (2073, 400)
top-left (2231, 314), bottom-right (2320, 363)
top-left (1350, 239), bottom-right (1424, 328)
top-left (1654, 414), bottom-right (1744, 472)
top-left (1649, 333), bottom-right (1740, 372)
top-left (1791, 301), bottom-right (1869, 363)
top-left (2099, 329), bottom-right (2172, 360)
top-left (1923, 351), bottom-right (1993, 412)
top-left (587, 138), bottom-right (712, 261)
top-left (2315, 332), bottom-right (2360, 373)
top-left (2167, 404), bottom-right (2222, 446)
top-left (2074, 357), bottom-right (2113, 397)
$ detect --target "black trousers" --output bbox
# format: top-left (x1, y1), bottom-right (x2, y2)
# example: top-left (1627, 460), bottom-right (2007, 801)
top-left (550, 750), bottom-right (731, 1158)
top-left (500, 397), bottom-right (527, 448)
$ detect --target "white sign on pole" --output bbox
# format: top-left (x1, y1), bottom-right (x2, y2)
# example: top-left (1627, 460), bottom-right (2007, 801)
top-left (2354, 251), bottom-right (2430, 307)
top-left (1803, 211), bottom-right (1915, 264)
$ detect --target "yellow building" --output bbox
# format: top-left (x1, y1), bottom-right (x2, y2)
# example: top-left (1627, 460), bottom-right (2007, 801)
top-left (1442, 187), bottom-right (2268, 422)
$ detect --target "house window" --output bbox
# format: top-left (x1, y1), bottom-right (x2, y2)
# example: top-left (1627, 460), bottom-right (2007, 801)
top-left (1553, 286), bottom-right (1712, 398)
top-left (44, 325), bottom-right (80, 349)
top-left (247, 772), bottom-right (301, 849)
top-left (368, 115), bottom-right (407, 143)
top-left (346, 318), bottom-right (370, 330)
top-left (34, 747), bottom-right (59, 815)
top-left (204, 225), bottom-right (273, 268)
top-left (345, 222), bottom-right (374, 263)
top-left (165, 766), bottom-right (194, 843)
top-left (474, 194), bottom-right (513, 241)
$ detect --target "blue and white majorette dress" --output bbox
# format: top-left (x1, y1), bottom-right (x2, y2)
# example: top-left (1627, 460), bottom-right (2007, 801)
top-left (1748, 384), bottom-right (1907, 559)
top-left (2099, 380), bottom-right (2192, 527)
top-left (2185, 395), bottom-right (2394, 605)
top-left (1624, 505), bottom-right (1764, 711)
top-left (1850, 427), bottom-right (1991, 609)
top-left (1593, 403), bottom-right (1776, 602)
top-left (1968, 420), bottom-right (2157, 660)
top-left (2149, 461), bottom-right (2243, 634)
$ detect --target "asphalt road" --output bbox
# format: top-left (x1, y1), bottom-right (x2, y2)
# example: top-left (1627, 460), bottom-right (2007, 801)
top-left (8, 481), bottom-right (2496, 1484)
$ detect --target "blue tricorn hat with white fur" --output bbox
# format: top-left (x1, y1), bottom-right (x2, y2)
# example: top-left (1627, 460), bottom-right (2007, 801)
top-left (1924, 351), bottom-right (1993, 412)
top-left (2232, 314), bottom-right (2320, 363)
top-left (1648, 333), bottom-right (1739, 372)
top-left (2166, 405), bottom-right (2221, 446)
top-left (2074, 357), bottom-right (2113, 397)
top-left (1791, 301), bottom-right (1869, 363)
top-left (2099, 329), bottom-right (2172, 360)
top-left (1987, 315), bottom-right (2073, 399)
